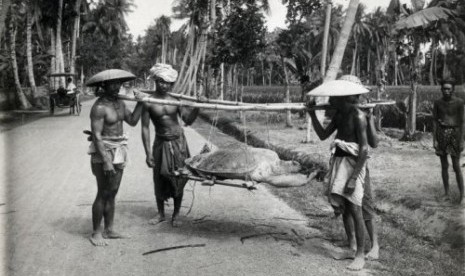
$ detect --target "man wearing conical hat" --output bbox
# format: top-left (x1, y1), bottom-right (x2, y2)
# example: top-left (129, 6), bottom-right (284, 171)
top-left (306, 75), bottom-right (374, 271)
top-left (87, 70), bottom-right (144, 246)
top-left (141, 63), bottom-right (201, 227)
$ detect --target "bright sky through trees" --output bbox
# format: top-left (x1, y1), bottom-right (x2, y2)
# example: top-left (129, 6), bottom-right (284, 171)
top-left (126, 0), bottom-right (397, 38)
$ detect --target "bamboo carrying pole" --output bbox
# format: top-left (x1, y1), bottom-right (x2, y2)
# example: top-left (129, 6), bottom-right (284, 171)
top-left (119, 94), bottom-right (394, 112)
top-left (141, 90), bottom-right (305, 107)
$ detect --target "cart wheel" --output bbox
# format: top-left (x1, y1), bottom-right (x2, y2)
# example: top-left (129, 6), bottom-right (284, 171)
top-left (75, 94), bottom-right (81, 115)
top-left (49, 98), bottom-right (55, 115)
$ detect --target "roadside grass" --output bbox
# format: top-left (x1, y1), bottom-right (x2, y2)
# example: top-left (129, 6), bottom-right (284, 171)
top-left (193, 101), bottom-right (464, 276)
top-left (265, 178), bottom-right (463, 276)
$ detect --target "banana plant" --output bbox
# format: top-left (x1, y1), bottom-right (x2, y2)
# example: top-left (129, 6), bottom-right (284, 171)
top-left (393, 0), bottom-right (458, 140)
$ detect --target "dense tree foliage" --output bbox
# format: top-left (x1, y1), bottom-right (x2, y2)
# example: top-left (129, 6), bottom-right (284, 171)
top-left (1, 0), bottom-right (465, 112)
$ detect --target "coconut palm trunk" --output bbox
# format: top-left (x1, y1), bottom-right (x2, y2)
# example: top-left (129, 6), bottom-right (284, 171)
top-left (9, 8), bottom-right (32, 109)
top-left (281, 56), bottom-right (292, 127)
top-left (403, 44), bottom-right (421, 140)
top-left (70, 0), bottom-right (82, 75)
top-left (324, 0), bottom-right (360, 82)
top-left (55, 0), bottom-right (65, 85)
top-left (0, 0), bottom-right (11, 37)
top-left (26, 6), bottom-right (37, 101)
top-left (50, 27), bottom-right (56, 87)
top-left (321, 3), bottom-right (331, 76)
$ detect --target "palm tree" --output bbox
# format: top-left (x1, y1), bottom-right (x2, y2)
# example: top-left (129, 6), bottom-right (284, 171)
top-left (172, 0), bottom-right (269, 96)
top-left (82, 0), bottom-right (134, 46)
top-left (1, 0), bottom-right (12, 42)
top-left (55, 0), bottom-right (65, 84)
top-left (393, 0), bottom-right (456, 140)
top-left (324, 0), bottom-right (360, 82)
top-left (7, 3), bottom-right (32, 109)
top-left (154, 15), bottom-right (171, 63)
top-left (70, 0), bottom-right (83, 75)
top-left (349, 4), bottom-right (371, 76)
top-left (25, 0), bottom-right (41, 101)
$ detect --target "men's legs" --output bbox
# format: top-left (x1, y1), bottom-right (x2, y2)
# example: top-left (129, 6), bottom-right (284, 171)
top-left (156, 197), bottom-right (166, 221)
top-left (364, 219), bottom-right (379, 260)
top-left (90, 163), bottom-right (108, 246)
top-left (172, 193), bottom-right (183, 227)
top-left (363, 168), bottom-right (379, 259)
top-left (440, 155), bottom-right (450, 198)
top-left (103, 169), bottom-right (127, 238)
top-left (346, 202), bottom-right (365, 271)
top-left (342, 212), bottom-right (356, 251)
top-left (451, 155), bottom-right (464, 203)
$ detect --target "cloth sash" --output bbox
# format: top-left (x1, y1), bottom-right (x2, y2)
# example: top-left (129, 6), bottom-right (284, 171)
top-left (326, 139), bottom-right (365, 207)
top-left (88, 134), bottom-right (129, 168)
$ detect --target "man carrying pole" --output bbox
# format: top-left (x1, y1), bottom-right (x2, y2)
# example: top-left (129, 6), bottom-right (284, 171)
top-left (86, 69), bottom-right (144, 246)
top-left (306, 77), bottom-right (372, 271)
top-left (141, 63), bottom-right (201, 227)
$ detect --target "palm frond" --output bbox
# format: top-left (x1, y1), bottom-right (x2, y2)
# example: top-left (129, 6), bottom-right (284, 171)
top-left (394, 7), bottom-right (455, 30)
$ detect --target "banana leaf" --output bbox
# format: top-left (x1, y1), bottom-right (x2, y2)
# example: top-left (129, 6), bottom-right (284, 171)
top-left (394, 7), bottom-right (455, 30)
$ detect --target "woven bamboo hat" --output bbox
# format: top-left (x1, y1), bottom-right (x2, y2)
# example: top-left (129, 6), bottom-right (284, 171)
top-left (306, 75), bottom-right (369, 97)
top-left (86, 69), bottom-right (136, 87)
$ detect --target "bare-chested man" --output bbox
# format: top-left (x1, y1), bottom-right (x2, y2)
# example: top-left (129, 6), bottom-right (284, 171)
top-left (141, 63), bottom-right (200, 227)
top-left (307, 83), bottom-right (370, 271)
top-left (433, 78), bottom-right (464, 204)
top-left (88, 76), bottom-right (143, 246)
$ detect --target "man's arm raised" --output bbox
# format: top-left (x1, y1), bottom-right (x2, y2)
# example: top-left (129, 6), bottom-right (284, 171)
top-left (123, 100), bottom-right (144, 126)
top-left (307, 103), bottom-right (337, 140)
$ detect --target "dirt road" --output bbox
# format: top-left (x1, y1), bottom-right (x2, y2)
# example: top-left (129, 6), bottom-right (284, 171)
top-left (0, 100), bottom-right (371, 276)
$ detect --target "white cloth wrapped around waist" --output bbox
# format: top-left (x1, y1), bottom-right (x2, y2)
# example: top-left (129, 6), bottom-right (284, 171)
top-left (88, 134), bottom-right (129, 165)
top-left (326, 139), bottom-right (365, 207)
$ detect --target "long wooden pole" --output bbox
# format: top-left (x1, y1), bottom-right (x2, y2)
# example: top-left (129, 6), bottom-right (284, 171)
top-left (141, 90), bottom-right (305, 106)
top-left (120, 94), bottom-right (393, 112)
top-left (119, 94), bottom-right (309, 111)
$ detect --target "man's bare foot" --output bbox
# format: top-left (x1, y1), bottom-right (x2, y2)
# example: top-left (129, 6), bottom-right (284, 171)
top-left (347, 256), bottom-right (365, 271)
top-left (103, 230), bottom-right (130, 239)
top-left (349, 239), bottom-right (357, 252)
top-left (89, 232), bottom-right (108, 246)
top-left (332, 250), bottom-right (355, 260)
top-left (365, 245), bottom-right (379, 260)
top-left (171, 217), bottom-right (182, 227)
top-left (441, 194), bottom-right (451, 202)
top-left (149, 215), bottom-right (166, 225)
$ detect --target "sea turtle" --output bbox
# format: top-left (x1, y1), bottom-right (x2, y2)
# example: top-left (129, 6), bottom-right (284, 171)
top-left (185, 146), bottom-right (314, 187)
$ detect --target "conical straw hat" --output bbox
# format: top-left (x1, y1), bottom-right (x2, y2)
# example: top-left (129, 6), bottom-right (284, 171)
top-left (306, 79), bottom-right (370, 97)
top-left (86, 69), bottom-right (136, 87)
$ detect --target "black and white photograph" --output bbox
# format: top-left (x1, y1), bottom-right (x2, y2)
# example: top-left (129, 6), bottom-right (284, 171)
top-left (0, 0), bottom-right (464, 275)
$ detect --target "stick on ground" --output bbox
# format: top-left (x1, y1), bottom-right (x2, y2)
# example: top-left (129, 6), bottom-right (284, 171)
top-left (142, 244), bottom-right (206, 256)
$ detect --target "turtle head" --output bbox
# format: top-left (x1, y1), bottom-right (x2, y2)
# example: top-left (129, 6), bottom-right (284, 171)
top-left (278, 160), bottom-right (302, 174)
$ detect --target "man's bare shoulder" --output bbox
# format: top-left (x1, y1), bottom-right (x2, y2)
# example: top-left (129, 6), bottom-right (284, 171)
top-left (90, 98), bottom-right (108, 118)
top-left (353, 108), bottom-right (367, 125)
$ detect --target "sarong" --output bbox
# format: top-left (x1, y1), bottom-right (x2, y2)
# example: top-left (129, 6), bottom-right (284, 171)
top-left (153, 131), bottom-right (190, 200)
top-left (88, 134), bottom-right (129, 170)
top-left (436, 125), bottom-right (461, 156)
top-left (325, 139), bottom-right (366, 213)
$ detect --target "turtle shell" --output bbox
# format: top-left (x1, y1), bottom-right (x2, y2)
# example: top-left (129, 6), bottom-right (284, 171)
top-left (185, 148), bottom-right (258, 179)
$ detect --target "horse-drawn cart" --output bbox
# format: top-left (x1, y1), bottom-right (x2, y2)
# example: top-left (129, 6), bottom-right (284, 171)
top-left (48, 73), bottom-right (81, 115)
